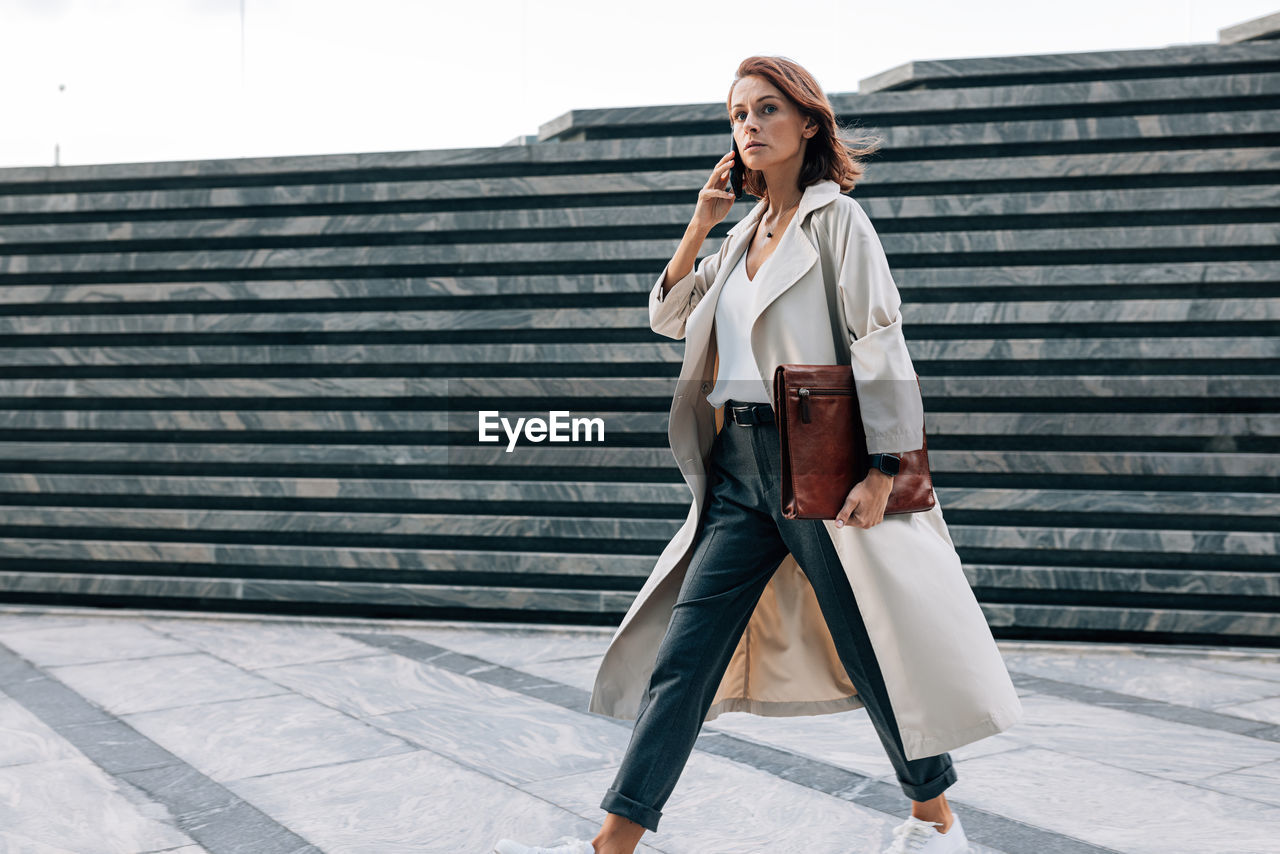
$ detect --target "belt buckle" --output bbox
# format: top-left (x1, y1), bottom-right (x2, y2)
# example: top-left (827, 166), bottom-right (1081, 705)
top-left (731, 403), bottom-right (757, 426)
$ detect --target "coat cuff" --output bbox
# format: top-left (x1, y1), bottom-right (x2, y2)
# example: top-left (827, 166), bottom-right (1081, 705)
top-left (649, 265), bottom-right (705, 340)
top-left (849, 321), bottom-right (925, 455)
top-left (864, 424), bottom-right (925, 456)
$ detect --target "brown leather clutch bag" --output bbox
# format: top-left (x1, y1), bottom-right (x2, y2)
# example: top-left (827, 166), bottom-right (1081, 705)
top-left (772, 363), bottom-right (935, 520)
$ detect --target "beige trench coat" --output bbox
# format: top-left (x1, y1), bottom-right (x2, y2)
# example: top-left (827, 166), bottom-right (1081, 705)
top-left (588, 179), bottom-right (1023, 761)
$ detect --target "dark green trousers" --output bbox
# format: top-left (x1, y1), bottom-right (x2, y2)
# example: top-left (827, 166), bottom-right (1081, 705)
top-left (600, 401), bottom-right (957, 832)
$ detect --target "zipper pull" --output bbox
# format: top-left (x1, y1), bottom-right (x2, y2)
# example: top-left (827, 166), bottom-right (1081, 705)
top-left (799, 387), bottom-right (810, 423)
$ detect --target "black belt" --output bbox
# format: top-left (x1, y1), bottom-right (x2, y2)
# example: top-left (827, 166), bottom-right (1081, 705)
top-left (725, 399), bottom-right (775, 426)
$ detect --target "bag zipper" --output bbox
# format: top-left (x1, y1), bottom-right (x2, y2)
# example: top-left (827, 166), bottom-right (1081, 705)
top-left (797, 386), bottom-right (850, 423)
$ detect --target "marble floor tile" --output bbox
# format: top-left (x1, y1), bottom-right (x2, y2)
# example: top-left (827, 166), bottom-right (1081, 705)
top-left (1180, 654), bottom-right (1280, 685)
top-left (0, 622), bottom-right (194, 668)
top-left (0, 610), bottom-right (96, 633)
top-left (519, 654), bottom-right (607, 693)
top-left (255, 648), bottom-right (638, 790)
top-left (47, 652), bottom-right (290, 716)
top-left (0, 757), bottom-right (193, 854)
top-left (0, 695), bottom-right (83, 768)
top-left (151, 619), bottom-right (385, 670)
top-left (1216, 695), bottom-right (1280, 726)
top-left (1000, 648), bottom-right (1280, 711)
top-left (986, 692), bottom-right (1280, 783)
top-left (393, 623), bottom-right (615, 667)
top-left (1198, 758), bottom-right (1280, 808)
top-left (264, 650), bottom-right (521, 716)
top-left (121, 692), bottom-right (417, 783)
top-left (952, 745), bottom-right (1280, 853)
top-left (374, 689), bottom-right (630, 785)
top-left (0, 830), bottom-right (95, 853)
top-left (224, 747), bottom-right (618, 854)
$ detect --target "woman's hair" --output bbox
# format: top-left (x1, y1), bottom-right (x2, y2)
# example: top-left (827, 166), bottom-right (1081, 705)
top-left (726, 55), bottom-right (882, 203)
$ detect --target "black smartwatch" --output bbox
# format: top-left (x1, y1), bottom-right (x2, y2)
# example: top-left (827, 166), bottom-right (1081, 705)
top-left (868, 453), bottom-right (901, 476)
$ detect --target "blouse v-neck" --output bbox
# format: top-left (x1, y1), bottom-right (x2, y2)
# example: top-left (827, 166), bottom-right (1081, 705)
top-left (744, 243), bottom-right (772, 283)
top-left (744, 214), bottom-right (787, 282)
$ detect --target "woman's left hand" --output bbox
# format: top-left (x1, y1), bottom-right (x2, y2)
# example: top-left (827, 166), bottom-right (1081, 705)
top-left (835, 470), bottom-right (895, 529)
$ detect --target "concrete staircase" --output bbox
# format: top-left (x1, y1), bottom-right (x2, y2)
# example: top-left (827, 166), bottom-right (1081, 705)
top-left (0, 33), bottom-right (1276, 645)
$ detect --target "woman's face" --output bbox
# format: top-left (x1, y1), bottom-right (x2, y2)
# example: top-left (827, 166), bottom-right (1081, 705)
top-left (729, 75), bottom-right (814, 174)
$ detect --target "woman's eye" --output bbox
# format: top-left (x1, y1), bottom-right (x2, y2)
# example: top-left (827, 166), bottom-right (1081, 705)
top-left (733, 105), bottom-right (775, 121)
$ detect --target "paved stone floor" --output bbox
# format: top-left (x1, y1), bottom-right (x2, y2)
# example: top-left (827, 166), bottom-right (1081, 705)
top-left (0, 606), bottom-right (1277, 854)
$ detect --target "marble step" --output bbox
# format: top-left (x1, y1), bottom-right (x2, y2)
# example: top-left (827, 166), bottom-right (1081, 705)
top-left (0, 569), bottom-right (1275, 642)
top-left (0, 375), bottom-right (1272, 399)
top-left (0, 570), bottom-right (639, 612)
top-left (0, 537), bottom-right (1275, 603)
top-left (4, 184), bottom-right (1279, 249)
top-left (0, 409), bottom-right (1272, 442)
top-left (1, 302), bottom-right (1277, 341)
top-left (2, 261), bottom-right (1277, 306)
top-left (1, 540), bottom-right (1276, 599)
top-left (948, 523), bottom-right (1279, 562)
top-left (0, 440), bottom-right (1273, 477)
top-left (855, 40), bottom-right (1280, 93)
top-left (544, 72), bottom-right (1280, 140)
top-left (985, 602), bottom-right (1280, 641)
top-left (3, 230), bottom-right (1276, 288)
top-left (0, 476), bottom-right (1275, 520)
top-left (0, 537), bottom-right (659, 574)
top-left (965, 565), bottom-right (1280, 597)
top-left (1222, 11), bottom-right (1280, 45)
top-left (0, 472), bottom-right (695, 504)
top-left (0, 340), bottom-right (1275, 375)
top-left (0, 507), bottom-right (1275, 562)
top-left (1, 142), bottom-right (1277, 224)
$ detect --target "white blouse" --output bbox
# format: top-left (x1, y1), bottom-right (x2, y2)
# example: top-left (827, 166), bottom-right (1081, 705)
top-left (705, 247), bottom-right (774, 408)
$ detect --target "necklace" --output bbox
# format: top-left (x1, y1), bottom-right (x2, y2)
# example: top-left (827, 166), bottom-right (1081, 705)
top-left (762, 198), bottom-right (801, 239)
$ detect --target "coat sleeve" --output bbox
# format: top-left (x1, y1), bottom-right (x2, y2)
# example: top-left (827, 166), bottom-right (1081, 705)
top-left (649, 235), bottom-right (730, 340)
top-left (834, 199), bottom-right (925, 455)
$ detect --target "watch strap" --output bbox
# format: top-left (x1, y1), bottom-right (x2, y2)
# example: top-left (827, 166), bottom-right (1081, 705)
top-left (868, 453), bottom-right (901, 476)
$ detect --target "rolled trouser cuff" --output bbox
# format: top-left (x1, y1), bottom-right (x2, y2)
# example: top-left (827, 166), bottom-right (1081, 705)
top-left (600, 787), bottom-right (662, 833)
top-left (899, 760), bottom-right (958, 802)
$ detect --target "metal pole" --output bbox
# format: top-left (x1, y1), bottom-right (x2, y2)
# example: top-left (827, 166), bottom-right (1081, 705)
top-left (54, 83), bottom-right (65, 166)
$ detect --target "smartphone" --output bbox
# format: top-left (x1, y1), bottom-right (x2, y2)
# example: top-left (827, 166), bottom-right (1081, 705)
top-left (730, 137), bottom-right (745, 200)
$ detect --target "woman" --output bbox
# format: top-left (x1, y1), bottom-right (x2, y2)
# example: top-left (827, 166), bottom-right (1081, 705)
top-left (496, 55), bottom-right (1021, 854)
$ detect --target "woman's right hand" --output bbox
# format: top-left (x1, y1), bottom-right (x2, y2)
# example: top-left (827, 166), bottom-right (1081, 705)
top-left (691, 150), bottom-right (737, 232)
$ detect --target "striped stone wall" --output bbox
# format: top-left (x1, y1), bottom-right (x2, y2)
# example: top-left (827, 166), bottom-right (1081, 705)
top-left (0, 35), bottom-right (1276, 645)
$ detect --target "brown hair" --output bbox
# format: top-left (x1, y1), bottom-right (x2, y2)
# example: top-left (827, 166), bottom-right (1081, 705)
top-left (726, 55), bottom-right (882, 203)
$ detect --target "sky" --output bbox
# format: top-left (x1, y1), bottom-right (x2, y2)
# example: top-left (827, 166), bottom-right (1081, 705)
top-left (1, 0), bottom-right (1276, 170)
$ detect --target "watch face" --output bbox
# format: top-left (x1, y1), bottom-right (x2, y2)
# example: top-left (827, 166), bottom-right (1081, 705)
top-left (872, 454), bottom-right (900, 475)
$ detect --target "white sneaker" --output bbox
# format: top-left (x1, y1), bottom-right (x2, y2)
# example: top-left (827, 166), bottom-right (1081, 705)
top-left (492, 835), bottom-right (596, 854)
top-left (883, 813), bottom-right (969, 853)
